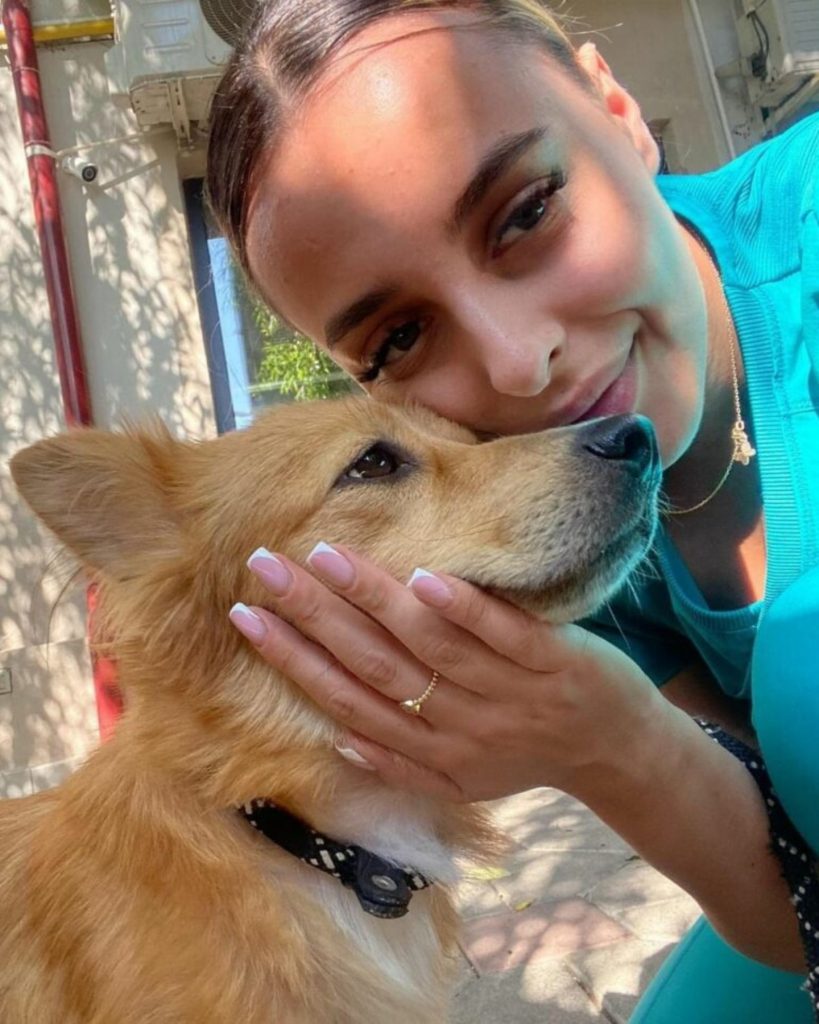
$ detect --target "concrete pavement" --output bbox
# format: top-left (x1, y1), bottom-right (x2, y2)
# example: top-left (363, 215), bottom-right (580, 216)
top-left (449, 787), bottom-right (701, 1023)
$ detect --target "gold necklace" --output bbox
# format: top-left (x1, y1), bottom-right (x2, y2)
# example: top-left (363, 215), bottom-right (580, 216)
top-left (667, 235), bottom-right (756, 516)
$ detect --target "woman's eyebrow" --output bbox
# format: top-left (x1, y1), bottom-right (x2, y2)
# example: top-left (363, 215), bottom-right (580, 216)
top-left (448, 126), bottom-right (549, 235)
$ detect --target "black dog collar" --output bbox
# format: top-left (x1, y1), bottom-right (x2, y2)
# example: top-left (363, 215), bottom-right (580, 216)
top-left (240, 799), bottom-right (432, 919)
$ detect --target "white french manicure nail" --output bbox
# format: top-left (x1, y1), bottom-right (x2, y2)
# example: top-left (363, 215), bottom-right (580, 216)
top-left (408, 567), bottom-right (437, 586)
top-left (307, 541), bottom-right (355, 588)
top-left (407, 567), bottom-right (453, 608)
top-left (229, 602), bottom-right (268, 644)
top-left (308, 540), bottom-right (338, 560)
top-left (335, 746), bottom-right (376, 771)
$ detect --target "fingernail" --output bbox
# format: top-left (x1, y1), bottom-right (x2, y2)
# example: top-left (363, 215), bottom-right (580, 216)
top-left (229, 602), bottom-right (268, 644)
top-left (335, 745), bottom-right (376, 771)
top-left (247, 547), bottom-right (292, 596)
top-left (307, 541), bottom-right (355, 589)
top-left (408, 567), bottom-right (453, 608)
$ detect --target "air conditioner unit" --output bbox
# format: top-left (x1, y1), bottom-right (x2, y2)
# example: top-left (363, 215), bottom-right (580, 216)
top-left (105, 0), bottom-right (256, 144)
top-left (735, 0), bottom-right (819, 108)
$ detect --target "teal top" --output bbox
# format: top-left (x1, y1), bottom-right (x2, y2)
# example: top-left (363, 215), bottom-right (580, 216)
top-left (583, 112), bottom-right (819, 700)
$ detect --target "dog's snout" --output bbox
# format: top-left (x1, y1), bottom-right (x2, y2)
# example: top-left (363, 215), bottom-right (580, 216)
top-left (579, 414), bottom-right (658, 474)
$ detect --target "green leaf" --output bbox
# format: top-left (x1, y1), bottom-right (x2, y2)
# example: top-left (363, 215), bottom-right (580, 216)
top-left (464, 866), bottom-right (511, 881)
top-left (252, 301), bottom-right (351, 402)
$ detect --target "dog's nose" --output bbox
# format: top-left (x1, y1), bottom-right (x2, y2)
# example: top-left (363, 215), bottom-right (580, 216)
top-left (579, 414), bottom-right (658, 475)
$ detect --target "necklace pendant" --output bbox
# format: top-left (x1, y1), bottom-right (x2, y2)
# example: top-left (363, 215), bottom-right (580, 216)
top-left (731, 422), bottom-right (756, 466)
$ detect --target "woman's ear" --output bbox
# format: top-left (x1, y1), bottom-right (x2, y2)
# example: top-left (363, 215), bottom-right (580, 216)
top-left (575, 41), bottom-right (662, 175)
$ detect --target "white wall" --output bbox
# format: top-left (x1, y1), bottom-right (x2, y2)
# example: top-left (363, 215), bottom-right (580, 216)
top-left (0, 9), bottom-right (215, 794)
top-left (571, 0), bottom-right (760, 170)
top-left (690, 0), bottom-right (765, 152)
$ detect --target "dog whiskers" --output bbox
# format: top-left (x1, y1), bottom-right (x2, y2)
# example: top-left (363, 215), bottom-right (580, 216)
top-left (601, 599), bottom-right (630, 649)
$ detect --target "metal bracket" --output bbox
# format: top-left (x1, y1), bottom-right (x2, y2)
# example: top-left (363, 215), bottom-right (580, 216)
top-left (168, 79), bottom-right (192, 148)
top-left (23, 142), bottom-right (57, 159)
top-left (53, 128), bottom-right (172, 162)
top-left (714, 58), bottom-right (746, 80)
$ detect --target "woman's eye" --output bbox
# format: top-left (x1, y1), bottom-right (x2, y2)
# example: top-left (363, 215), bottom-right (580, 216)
top-left (343, 443), bottom-right (403, 481)
top-left (388, 322), bottom-right (421, 354)
top-left (510, 194), bottom-right (548, 232)
top-left (357, 320), bottom-right (423, 383)
top-left (494, 171), bottom-right (566, 253)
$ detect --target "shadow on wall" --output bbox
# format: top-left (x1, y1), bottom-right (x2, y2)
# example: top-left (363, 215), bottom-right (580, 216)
top-left (40, 50), bottom-right (215, 438)
top-left (0, 199), bottom-right (95, 779)
top-left (0, 43), bottom-right (215, 782)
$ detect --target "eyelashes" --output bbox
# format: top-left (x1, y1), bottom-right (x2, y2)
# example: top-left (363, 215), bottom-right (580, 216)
top-left (492, 170), bottom-right (566, 254)
top-left (357, 319), bottom-right (423, 383)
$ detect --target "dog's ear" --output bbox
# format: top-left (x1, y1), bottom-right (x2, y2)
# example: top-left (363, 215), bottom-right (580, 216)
top-left (10, 424), bottom-right (186, 577)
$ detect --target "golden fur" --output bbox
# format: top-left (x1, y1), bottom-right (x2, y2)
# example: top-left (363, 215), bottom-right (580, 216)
top-left (1, 398), bottom-right (658, 1023)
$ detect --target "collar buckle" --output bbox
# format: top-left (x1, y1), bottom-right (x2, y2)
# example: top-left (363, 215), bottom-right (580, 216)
top-left (240, 800), bottom-right (432, 919)
top-left (351, 848), bottom-right (416, 919)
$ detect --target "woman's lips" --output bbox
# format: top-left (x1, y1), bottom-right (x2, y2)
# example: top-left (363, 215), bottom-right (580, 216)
top-left (571, 346), bottom-right (637, 424)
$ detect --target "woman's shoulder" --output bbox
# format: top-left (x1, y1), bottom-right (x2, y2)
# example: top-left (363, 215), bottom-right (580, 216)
top-left (729, 113), bottom-right (818, 268)
top-left (735, 111), bottom-right (819, 206)
top-left (699, 112), bottom-right (817, 193)
top-left (741, 110), bottom-right (819, 163)
top-left (657, 113), bottom-right (819, 287)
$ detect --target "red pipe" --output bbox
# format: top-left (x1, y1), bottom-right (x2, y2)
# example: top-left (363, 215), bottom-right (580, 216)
top-left (2, 0), bottom-right (91, 427)
top-left (3, 0), bottom-right (122, 738)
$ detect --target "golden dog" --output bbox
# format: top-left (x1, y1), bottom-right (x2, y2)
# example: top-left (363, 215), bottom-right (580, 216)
top-left (1, 399), bottom-right (659, 1023)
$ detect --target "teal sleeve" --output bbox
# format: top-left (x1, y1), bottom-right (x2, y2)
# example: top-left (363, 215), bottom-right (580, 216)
top-left (801, 135), bottom-right (819, 395)
top-left (631, 917), bottom-right (813, 1023)
top-left (752, 565), bottom-right (819, 856)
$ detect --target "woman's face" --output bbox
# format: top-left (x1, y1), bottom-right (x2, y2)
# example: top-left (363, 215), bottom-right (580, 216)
top-left (246, 10), bottom-right (708, 466)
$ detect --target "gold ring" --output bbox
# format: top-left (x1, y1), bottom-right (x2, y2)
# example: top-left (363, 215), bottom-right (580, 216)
top-left (399, 670), bottom-right (440, 716)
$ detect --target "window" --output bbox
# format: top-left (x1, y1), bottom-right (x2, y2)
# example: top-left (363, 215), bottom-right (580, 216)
top-left (184, 179), bottom-right (356, 433)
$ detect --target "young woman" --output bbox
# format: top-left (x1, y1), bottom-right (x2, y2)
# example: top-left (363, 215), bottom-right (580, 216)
top-left (206, 2), bottom-right (819, 1020)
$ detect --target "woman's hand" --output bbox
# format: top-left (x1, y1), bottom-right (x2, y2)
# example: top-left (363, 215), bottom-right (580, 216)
top-left (229, 542), bottom-right (668, 803)
top-left (229, 542), bottom-right (809, 968)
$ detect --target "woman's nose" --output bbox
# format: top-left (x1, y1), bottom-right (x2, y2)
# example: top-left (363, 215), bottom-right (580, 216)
top-left (479, 324), bottom-right (565, 398)
top-left (450, 287), bottom-right (566, 398)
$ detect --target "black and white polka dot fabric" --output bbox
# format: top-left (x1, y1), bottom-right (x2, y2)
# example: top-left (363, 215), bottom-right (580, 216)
top-left (696, 720), bottom-right (819, 1019)
top-left (240, 799), bottom-right (431, 919)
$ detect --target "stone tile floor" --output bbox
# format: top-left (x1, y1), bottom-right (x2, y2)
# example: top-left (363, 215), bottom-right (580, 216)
top-left (449, 787), bottom-right (701, 1023)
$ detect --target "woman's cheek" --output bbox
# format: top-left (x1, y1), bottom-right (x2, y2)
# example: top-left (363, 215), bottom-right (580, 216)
top-left (639, 349), bottom-right (704, 467)
top-left (560, 192), bottom-right (648, 311)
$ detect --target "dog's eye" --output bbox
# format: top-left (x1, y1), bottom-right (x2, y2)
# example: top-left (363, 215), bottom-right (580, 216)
top-left (344, 444), bottom-right (403, 482)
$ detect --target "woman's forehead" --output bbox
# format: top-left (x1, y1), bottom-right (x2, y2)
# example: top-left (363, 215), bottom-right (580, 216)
top-left (245, 10), bottom-right (584, 330)
top-left (258, 10), bottom-right (581, 190)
